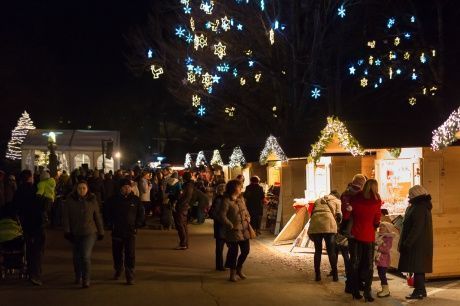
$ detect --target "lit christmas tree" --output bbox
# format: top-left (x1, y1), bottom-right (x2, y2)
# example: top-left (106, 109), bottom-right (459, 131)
top-left (6, 111), bottom-right (36, 160)
top-left (259, 135), bottom-right (287, 165)
top-left (229, 146), bottom-right (246, 168)
top-left (195, 150), bottom-right (207, 166)
top-left (184, 153), bottom-right (193, 168)
top-left (210, 149), bottom-right (224, 166)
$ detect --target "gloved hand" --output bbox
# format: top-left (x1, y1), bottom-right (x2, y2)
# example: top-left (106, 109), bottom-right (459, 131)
top-left (64, 232), bottom-right (74, 243)
top-left (97, 234), bottom-right (104, 241)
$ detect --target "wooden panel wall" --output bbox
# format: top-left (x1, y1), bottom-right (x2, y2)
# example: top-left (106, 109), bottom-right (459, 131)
top-left (331, 156), bottom-right (362, 194)
top-left (280, 159), bottom-right (307, 227)
top-left (423, 147), bottom-right (460, 278)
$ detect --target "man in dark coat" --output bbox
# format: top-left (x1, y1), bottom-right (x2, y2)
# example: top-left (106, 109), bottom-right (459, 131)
top-left (108, 179), bottom-right (144, 285)
top-left (398, 185), bottom-right (433, 300)
top-left (174, 172), bottom-right (195, 250)
top-left (243, 176), bottom-right (265, 235)
top-left (14, 170), bottom-right (46, 286)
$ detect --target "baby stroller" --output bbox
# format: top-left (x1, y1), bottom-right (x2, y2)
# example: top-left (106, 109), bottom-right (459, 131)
top-left (0, 217), bottom-right (27, 280)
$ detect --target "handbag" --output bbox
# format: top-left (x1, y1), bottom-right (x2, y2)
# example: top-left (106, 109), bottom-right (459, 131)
top-left (248, 223), bottom-right (257, 239)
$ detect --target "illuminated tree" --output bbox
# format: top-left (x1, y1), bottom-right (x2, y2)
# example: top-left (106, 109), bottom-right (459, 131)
top-left (6, 111), bottom-right (36, 160)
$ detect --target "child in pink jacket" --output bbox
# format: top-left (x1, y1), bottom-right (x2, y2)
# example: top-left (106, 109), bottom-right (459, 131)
top-left (375, 222), bottom-right (395, 298)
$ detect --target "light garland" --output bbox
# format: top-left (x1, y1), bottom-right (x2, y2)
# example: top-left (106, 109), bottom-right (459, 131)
top-left (229, 146), bottom-right (246, 168)
top-left (195, 150), bottom-right (207, 167)
top-left (6, 111), bottom-right (36, 160)
top-left (184, 153), bottom-right (193, 168)
top-left (210, 149), bottom-right (224, 166)
top-left (308, 117), bottom-right (365, 163)
top-left (431, 106), bottom-right (460, 151)
top-left (259, 135), bottom-right (287, 165)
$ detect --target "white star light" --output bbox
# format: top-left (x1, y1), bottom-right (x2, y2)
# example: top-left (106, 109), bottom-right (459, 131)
top-left (375, 59), bottom-right (381, 66)
top-left (213, 42), bottom-right (226, 59)
top-left (194, 65), bottom-right (202, 75)
top-left (212, 74), bottom-right (221, 84)
top-left (337, 4), bottom-right (346, 18)
top-left (150, 65), bottom-right (164, 79)
top-left (349, 66), bottom-right (356, 75)
top-left (237, 24), bottom-right (243, 31)
top-left (221, 16), bottom-right (231, 31)
top-left (200, 1), bottom-right (214, 14)
top-left (311, 87), bottom-right (321, 99)
top-left (147, 49), bottom-right (153, 58)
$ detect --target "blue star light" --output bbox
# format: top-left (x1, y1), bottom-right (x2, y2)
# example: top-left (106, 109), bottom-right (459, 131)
top-left (387, 18), bottom-right (395, 29)
top-left (396, 69), bottom-right (402, 75)
top-left (194, 66), bottom-right (203, 75)
top-left (184, 6), bottom-right (191, 14)
top-left (185, 57), bottom-right (193, 65)
top-left (358, 59), bottom-right (364, 66)
top-left (175, 26), bottom-right (186, 38)
top-left (420, 53), bottom-right (427, 63)
top-left (237, 24), bottom-right (243, 31)
top-left (338, 4), bottom-right (346, 18)
top-left (187, 64), bottom-right (194, 71)
top-left (212, 74), bottom-right (221, 83)
top-left (375, 59), bottom-right (381, 66)
top-left (205, 22), bottom-right (212, 29)
top-left (311, 87), bottom-right (321, 99)
top-left (198, 105), bottom-right (206, 116)
top-left (349, 66), bottom-right (356, 75)
top-left (374, 83), bottom-right (379, 88)
top-left (404, 32), bottom-right (411, 39)
top-left (411, 72), bottom-right (418, 80)
top-left (233, 68), bottom-right (238, 77)
top-left (248, 60), bottom-right (254, 67)
top-left (147, 49), bottom-right (153, 59)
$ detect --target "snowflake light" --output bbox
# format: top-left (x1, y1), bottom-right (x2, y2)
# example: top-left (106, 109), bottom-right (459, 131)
top-left (311, 87), bottom-right (321, 99)
top-left (202, 72), bottom-right (213, 89)
top-left (150, 65), bottom-right (164, 79)
top-left (229, 146), bottom-right (246, 168)
top-left (308, 117), bottom-right (365, 163)
top-left (337, 4), bottom-right (346, 18)
top-left (431, 106), bottom-right (460, 151)
top-left (195, 151), bottom-right (207, 167)
top-left (186, 33), bottom-right (193, 44)
top-left (198, 105), bottom-right (206, 116)
top-left (184, 5), bottom-right (191, 14)
top-left (217, 63), bottom-right (230, 72)
top-left (213, 42), bottom-right (227, 59)
top-left (210, 150), bottom-right (224, 166)
top-left (259, 135), bottom-right (287, 165)
top-left (175, 26), bottom-right (186, 38)
top-left (192, 95), bottom-right (201, 107)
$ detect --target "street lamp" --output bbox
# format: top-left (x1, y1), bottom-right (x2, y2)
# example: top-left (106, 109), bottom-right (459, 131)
top-left (115, 152), bottom-right (121, 159)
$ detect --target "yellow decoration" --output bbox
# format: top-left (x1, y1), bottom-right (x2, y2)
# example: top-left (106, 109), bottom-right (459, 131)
top-left (225, 107), bottom-right (235, 117)
top-left (190, 17), bottom-right (195, 32)
top-left (194, 34), bottom-right (207, 50)
top-left (255, 73), bottom-right (262, 82)
top-left (394, 37), bottom-right (400, 46)
top-left (408, 97), bottom-right (417, 106)
top-left (210, 19), bottom-right (219, 32)
top-left (221, 16), bottom-right (231, 31)
top-left (187, 71), bottom-right (196, 83)
top-left (432, 49), bottom-right (436, 57)
top-left (389, 67), bottom-right (393, 80)
top-left (269, 29), bottom-right (275, 45)
top-left (240, 77), bottom-right (246, 86)
top-left (360, 77), bottom-right (368, 87)
top-left (150, 65), bottom-right (164, 79)
top-left (245, 50), bottom-right (253, 56)
top-left (213, 42), bottom-right (227, 60)
top-left (367, 40), bottom-right (376, 48)
top-left (422, 87), bottom-right (427, 95)
top-left (368, 56), bottom-right (374, 65)
top-left (389, 51), bottom-right (396, 60)
top-left (202, 73), bottom-right (213, 89)
top-left (404, 52), bottom-right (410, 60)
top-left (192, 95), bottom-right (201, 107)
top-left (430, 86), bottom-right (438, 96)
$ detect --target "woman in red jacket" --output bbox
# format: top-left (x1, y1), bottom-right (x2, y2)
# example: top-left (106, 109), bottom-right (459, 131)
top-left (349, 179), bottom-right (382, 302)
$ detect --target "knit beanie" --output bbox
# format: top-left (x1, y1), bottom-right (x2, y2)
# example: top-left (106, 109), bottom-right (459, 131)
top-left (352, 174), bottom-right (366, 189)
top-left (409, 185), bottom-right (428, 199)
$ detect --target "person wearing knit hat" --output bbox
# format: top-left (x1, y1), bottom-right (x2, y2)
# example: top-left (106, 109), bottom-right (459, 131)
top-left (398, 185), bottom-right (433, 300)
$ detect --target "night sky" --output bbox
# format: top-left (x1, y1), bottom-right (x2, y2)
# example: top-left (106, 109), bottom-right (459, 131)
top-left (1, 1), bottom-right (460, 166)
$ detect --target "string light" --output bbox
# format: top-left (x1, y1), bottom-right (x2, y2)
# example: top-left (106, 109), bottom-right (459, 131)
top-left (210, 149), bottom-right (224, 166)
top-left (431, 106), bottom-right (460, 151)
top-left (184, 153), bottom-right (193, 168)
top-left (229, 146), bottom-right (246, 168)
top-left (6, 111), bottom-right (36, 160)
top-left (195, 151), bottom-right (207, 167)
top-left (259, 135), bottom-right (287, 165)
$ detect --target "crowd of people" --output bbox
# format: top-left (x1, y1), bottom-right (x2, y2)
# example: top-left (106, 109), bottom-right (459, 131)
top-left (307, 174), bottom-right (433, 301)
top-left (0, 166), bottom-right (434, 301)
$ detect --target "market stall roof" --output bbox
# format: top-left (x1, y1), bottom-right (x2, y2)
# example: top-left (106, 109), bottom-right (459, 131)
top-left (431, 106), bottom-right (460, 151)
top-left (21, 129), bottom-right (120, 151)
top-left (259, 135), bottom-right (288, 165)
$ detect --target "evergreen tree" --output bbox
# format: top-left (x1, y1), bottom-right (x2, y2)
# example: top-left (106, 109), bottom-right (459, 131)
top-left (6, 111), bottom-right (36, 160)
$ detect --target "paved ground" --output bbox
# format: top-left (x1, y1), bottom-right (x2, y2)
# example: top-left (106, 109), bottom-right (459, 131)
top-left (1, 220), bottom-right (459, 306)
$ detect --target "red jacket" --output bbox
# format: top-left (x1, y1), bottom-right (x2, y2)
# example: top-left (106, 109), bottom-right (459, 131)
top-left (351, 192), bottom-right (382, 243)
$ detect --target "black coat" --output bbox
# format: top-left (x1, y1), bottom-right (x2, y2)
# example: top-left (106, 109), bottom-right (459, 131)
top-left (14, 183), bottom-right (45, 233)
top-left (398, 195), bottom-right (433, 273)
top-left (108, 193), bottom-right (144, 237)
top-left (209, 195), bottom-right (225, 239)
top-left (244, 184), bottom-right (265, 217)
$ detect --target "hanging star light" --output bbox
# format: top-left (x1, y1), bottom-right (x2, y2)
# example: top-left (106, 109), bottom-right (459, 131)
top-left (367, 40), bottom-right (376, 48)
top-left (404, 52), bottom-right (411, 60)
top-left (411, 69), bottom-right (418, 80)
top-left (311, 87), bottom-right (321, 99)
top-left (221, 16), bottom-right (231, 31)
top-left (194, 65), bottom-right (203, 75)
top-left (210, 20), bottom-right (220, 32)
top-left (420, 52), bottom-right (427, 63)
top-left (387, 17), bottom-right (396, 28)
top-left (237, 23), bottom-right (243, 31)
top-left (192, 95), bottom-right (201, 107)
top-left (194, 34), bottom-right (207, 50)
top-left (374, 59), bottom-right (381, 66)
top-left (150, 65), bottom-right (164, 79)
top-left (212, 74), bottom-right (221, 84)
top-left (389, 51), bottom-right (396, 60)
top-left (200, 1), bottom-right (214, 14)
top-left (431, 106), bottom-right (460, 150)
top-left (213, 42), bottom-right (227, 59)
top-left (147, 49), bottom-right (153, 58)
top-left (190, 17), bottom-right (195, 31)
top-left (202, 72), bottom-right (213, 89)
top-left (394, 37), bottom-right (400, 46)
top-left (259, 135), bottom-right (287, 165)
top-left (210, 149), bottom-right (224, 166)
top-left (197, 105), bottom-right (206, 116)
top-left (337, 4), bottom-right (346, 18)
top-left (187, 71), bottom-right (196, 83)
top-left (229, 146), bottom-right (246, 168)
top-left (368, 56), bottom-right (374, 65)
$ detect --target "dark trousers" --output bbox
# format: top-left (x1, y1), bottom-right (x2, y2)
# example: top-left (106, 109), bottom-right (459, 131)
top-left (72, 234), bottom-right (96, 282)
top-left (414, 273), bottom-right (426, 293)
top-left (112, 235), bottom-right (136, 280)
top-left (173, 211), bottom-right (189, 247)
top-left (349, 239), bottom-right (375, 294)
top-left (337, 244), bottom-right (352, 288)
top-left (226, 240), bottom-right (250, 269)
top-left (141, 201), bottom-right (151, 216)
top-left (377, 266), bottom-right (388, 285)
top-left (215, 238), bottom-right (226, 270)
top-left (249, 213), bottom-right (262, 232)
top-left (310, 233), bottom-right (337, 273)
top-left (25, 230), bottom-right (46, 280)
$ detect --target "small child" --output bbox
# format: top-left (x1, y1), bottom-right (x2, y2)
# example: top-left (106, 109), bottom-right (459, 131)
top-left (375, 222), bottom-right (395, 298)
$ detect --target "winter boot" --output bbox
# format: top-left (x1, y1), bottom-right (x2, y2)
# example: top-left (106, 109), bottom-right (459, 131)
top-left (229, 269), bottom-right (238, 282)
top-left (236, 267), bottom-right (247, 280)
top-left (377, 285), bottom-right (390, 298)
top-left (315, 270), bottom-right (321, 282)
top-left (332, 269), bottom-right (339, 282)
